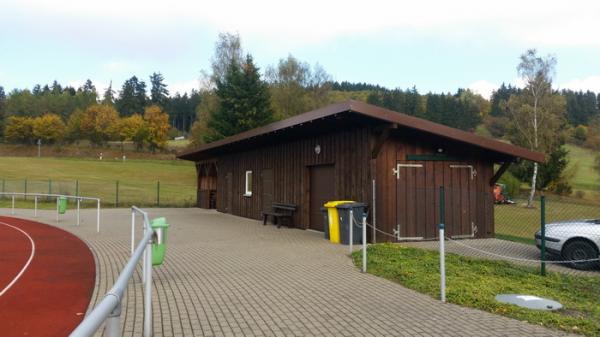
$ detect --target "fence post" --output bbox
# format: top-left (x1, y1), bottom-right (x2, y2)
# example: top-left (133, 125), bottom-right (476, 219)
top-left (24, 179), bottom-right (27, 200)
top-left (439, 186), bottom-right (446, 303)
top-left (116, 180), bottom-right (119, 208)
top-left (75, 180), bottom-right (79, 197)
top-left (156, 181), bottom-right (160, 207)
top-left (540, 195), bottom-right (546, 276)
top-left (48, 179), bottom-right (52, 201)
top-left (362, 212), bottom-right (367, 273)
top-left (1, 179), bottom-right (4, 198)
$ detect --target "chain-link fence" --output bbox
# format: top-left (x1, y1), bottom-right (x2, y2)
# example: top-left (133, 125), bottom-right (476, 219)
top-left (393, 186), bottom-right (600, 276)
top-left (0, 179), bottom-right (196, 208)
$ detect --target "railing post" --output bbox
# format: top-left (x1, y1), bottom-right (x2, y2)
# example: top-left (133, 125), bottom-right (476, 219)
top-left (97, 200), bottom-right (101, 233)
top-left (156, 181), bottom-right (160, 207)
top-left (11, 195), bottom-right (15, 215)
top-left (24, 179), bottom-right (27, 200)
top-left (439, 186), bottom-right (446, 303)
top-left (48, 179), bottom-right (52, 201)
top-left (540, 195), bottom-right (546, 276)
top-left (77, 198), bottom-right (81, 226)
top-left (131, 210), bottom-right (136, 256)
top-left (144, 233), bottom-right (153, 337)
top-left (104, 301), bottom-right (121, 337)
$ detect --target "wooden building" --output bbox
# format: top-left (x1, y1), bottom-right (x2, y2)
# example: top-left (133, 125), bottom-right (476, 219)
top-left (179, 101), bottom-right (543, 242)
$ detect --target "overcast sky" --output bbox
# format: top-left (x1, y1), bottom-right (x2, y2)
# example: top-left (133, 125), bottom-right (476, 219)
top-left (2, 0), bottom-right (600, 98)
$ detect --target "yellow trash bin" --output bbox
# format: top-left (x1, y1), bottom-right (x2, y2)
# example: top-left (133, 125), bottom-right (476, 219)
top-left (323, 200), bottom-right (354, 243)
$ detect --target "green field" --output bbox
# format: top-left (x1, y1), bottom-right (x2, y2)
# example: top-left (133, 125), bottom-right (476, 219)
top-left (353, 244), bottom-right (600, 337)
top-left (0, 157), bottom-right (196, 207)
top-left (566, 144), bottom-right (600, 195)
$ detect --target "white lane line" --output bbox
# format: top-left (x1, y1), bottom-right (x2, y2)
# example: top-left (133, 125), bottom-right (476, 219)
top-left (0, 221), bottom-right (36, 297)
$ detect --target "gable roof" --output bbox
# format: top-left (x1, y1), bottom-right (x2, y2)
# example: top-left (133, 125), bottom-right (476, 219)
top-left (178, 100), bottom-right (544, 163)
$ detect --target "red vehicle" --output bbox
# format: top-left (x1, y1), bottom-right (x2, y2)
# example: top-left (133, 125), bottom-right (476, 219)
top-left (494, 183), bottom-right (515, 204)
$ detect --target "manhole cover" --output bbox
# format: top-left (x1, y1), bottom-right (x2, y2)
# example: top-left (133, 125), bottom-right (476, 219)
top-left (495, 294), bottom-right (562, 311)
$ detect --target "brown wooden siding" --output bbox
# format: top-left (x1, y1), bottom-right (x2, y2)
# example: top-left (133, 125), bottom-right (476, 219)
top-left (214, 126), bottom-right (372, 228)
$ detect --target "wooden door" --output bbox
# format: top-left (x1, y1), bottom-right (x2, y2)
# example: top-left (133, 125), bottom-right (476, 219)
top-left (395, 162), bottom-right (431, 239)
top-left (445, 164), bottom-right (476, 238)
top-left (309, 165), bottom-right (335, 231)
top-left (261, 169), bottom-right (274, 212)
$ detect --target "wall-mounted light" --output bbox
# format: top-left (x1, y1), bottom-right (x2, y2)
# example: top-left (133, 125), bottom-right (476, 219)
top-left (315, 144), bottom-right (321, 155)
top-left (437, 148), bottom-right (444, 153)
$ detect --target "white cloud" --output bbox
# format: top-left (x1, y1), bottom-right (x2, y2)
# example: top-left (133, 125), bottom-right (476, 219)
top-left (467, 80), bottom-right (498, 99)
top-left (5, 0), bottom-right (600, 47)
top-left (559, 76), bottom-right (600, 93)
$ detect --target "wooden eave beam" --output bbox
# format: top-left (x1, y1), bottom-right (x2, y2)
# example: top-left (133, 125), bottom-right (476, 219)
top-left (489, 161), bottom-right (512, 186)
top-left (371, 123), bottom-right (398, 159)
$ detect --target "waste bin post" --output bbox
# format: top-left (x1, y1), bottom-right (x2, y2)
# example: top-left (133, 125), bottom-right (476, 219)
top-left (349, 208), bottom-right (353, 254)
top-left (362, 212), bottom-right (367, 273)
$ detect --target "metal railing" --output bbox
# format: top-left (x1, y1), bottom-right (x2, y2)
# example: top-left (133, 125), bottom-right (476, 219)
top-left (0, 192), bottom-right (101, 232)
top-left (70, 206), bottom-right (154, 337)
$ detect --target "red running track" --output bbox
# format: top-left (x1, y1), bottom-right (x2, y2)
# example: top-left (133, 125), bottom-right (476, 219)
top-left (0, 216), bottom-right (95, 337)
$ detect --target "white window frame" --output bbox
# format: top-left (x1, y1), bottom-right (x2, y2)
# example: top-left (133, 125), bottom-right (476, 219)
top-left (244, 170), bottom-right (253, 197)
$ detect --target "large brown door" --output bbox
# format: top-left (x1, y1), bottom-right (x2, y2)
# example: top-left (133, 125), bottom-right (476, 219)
top-left (261, 169), bottom-right (274, 212)
top-left (309, 165), bottom-right (335, 231)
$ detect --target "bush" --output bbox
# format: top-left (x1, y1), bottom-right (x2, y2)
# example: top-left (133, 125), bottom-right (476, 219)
top-left (497, 171), bottom-right (521, 198)
top-left (572, 125), bottom-right (588, 145)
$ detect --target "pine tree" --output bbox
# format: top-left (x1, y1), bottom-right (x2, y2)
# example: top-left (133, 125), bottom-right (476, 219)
top-left (207, 54), bottom-right (273, 142)
top-left (116, 76), bottom-right (147, 116)
top-left (150, 72), bottom-right (169, 107)
top-left (102, 81), bottom-right (116, 105)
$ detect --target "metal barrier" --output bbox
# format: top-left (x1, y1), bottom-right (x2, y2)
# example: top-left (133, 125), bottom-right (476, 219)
top-left (70, 206), bottom-right (154, 337)
top-left (0, 192), bottom-right (101, 232)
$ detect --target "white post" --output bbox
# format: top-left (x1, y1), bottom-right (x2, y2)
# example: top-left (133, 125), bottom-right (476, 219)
top-left (439, 224), bottom-right (446, 303)
top-left (131, 210), bottom-right (135, 256)
top-left (56, 197), bottom-right (59, 222)
top-left (96, 200), bottom-right (100, 233)
top-left (34, 196), bottom-right (38, 217)
top-left (77, 198), bottom-right (80, 226)
top-left (362, 213), bottom-right (367, 273)
top-left (349, 208), bottom-right (353, 253)
top-left (143, 234), bottom-right (153, 337)
top-left (372, 179), bottom-right (376, 244)
top-left (11, 195), bottom-right (15, 215)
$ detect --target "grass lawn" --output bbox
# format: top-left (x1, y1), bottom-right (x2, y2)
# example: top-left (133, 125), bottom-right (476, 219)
top-left (353, 244), bottom-right (600, 336)
top-left (566, 144), bottom-right (600, 194)
top-left (0, 157), bottom-right (196, 207)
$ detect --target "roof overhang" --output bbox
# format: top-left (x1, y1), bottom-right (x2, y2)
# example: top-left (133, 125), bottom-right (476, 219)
top-left (178, 100), bottom-right (544, 163)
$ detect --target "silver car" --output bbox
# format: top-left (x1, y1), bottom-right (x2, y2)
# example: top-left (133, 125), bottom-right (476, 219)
top-left (535, 219), bottom-right (600, 270)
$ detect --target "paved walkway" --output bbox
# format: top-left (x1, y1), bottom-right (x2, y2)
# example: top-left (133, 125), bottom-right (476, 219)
top-left (6, 207), bottom-right (575, 337)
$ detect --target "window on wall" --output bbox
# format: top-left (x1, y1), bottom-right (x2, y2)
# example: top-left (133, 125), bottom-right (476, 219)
top-left (244, 171), bottom-right (253, 196)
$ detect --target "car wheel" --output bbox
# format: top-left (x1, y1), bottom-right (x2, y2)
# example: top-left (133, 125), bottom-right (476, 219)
top-left (562, 240), bottom-right (599, 270)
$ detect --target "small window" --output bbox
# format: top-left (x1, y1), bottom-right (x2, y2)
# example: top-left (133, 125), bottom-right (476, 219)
top-left (244, 171), bottom-right (253, 197)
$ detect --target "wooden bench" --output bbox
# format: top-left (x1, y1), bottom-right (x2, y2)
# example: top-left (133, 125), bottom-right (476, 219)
top-left (262, 202), bottom-right (297, 228)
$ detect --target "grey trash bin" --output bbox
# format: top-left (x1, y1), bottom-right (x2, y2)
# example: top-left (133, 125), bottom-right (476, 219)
top-left (321, 207), bottom-right (330, 240)
top-left (336, 202), bottom-right (367, 245)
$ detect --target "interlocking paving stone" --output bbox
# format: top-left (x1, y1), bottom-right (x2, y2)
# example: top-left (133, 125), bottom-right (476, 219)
top-left (9, 208), bottom-right (576, 337)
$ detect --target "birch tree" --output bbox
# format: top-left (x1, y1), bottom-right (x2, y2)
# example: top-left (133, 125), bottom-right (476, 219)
top-left (506, 49), bottom-right (564, 207)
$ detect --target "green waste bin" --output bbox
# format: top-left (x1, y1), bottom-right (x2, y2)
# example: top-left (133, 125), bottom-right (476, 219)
top-left (150, 217), bottom-right (170, 266)
top-left (58, 197), bottom-right (68, 214)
